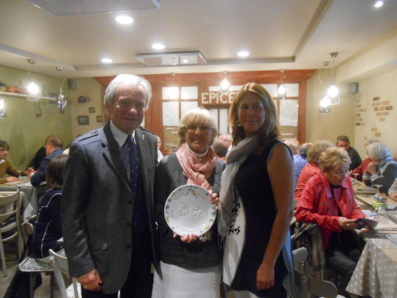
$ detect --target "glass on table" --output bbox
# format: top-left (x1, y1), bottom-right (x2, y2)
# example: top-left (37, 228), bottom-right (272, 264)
top-left (352, 173), bottom-right (360, 185)
top-left (372, 186), bottom-right (389, 224)
top-left (373, 184), bottom-right (383, 194)
top-left (373, 204), bottom-right (389, 224)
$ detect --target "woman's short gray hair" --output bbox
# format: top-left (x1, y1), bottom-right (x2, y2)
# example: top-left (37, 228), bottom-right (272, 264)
top-left (367, 142), bottom-right (391, 162)
top-left (104, 74), bottom-right (152, 108)
top-left (177, 108), bottom-right (218, 145)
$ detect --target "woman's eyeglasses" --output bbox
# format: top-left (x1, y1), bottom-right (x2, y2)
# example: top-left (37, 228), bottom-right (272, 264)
top-left (185, 125), bottom-right (212, 132)
top-left (331, 170), bottom-right (349, 177)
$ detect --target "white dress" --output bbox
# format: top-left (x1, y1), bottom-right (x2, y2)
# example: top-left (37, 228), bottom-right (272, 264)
top-left (152, 261), bottom-right (220, 298)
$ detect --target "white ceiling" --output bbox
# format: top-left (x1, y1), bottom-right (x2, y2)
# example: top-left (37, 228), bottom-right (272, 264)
top-left (0, 0), bottom-right (396, 78)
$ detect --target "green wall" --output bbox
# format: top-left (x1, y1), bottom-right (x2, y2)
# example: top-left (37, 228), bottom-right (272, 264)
top-left (0, 65), bottom-right (73, 170)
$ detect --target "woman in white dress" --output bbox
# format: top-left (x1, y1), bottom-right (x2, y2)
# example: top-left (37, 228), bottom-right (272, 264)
top-left (152, 108), bottom-right (225, 298)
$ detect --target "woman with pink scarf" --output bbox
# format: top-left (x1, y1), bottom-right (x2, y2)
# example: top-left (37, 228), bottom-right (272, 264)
top-left (152, 108), bottom-right (225, 298)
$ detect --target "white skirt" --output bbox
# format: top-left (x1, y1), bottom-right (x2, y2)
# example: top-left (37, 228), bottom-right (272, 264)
top-left (152, 261), bottom-right (221, 298)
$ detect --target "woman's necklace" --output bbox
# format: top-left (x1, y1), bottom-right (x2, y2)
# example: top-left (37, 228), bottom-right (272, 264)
top-left (187, 145), bottom-right (208, 161)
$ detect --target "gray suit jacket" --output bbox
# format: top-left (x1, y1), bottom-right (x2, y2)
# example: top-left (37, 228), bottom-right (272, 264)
top-left (61, 122), bottom-right (159, 293)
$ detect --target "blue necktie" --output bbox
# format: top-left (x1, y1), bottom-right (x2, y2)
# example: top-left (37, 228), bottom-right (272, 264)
top-left (127, 136), bottom-right (148, 234)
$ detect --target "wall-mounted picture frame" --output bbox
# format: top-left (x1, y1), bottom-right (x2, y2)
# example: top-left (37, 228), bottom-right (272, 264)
top-left (97, 115), bottom-right (103, 123)
top-left (78, 115), bottom-right (89, 125)
top-left (89, 106), bottom-right (95, 113)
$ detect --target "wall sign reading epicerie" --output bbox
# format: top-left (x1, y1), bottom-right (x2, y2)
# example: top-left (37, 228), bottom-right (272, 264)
top-left (200, 91), bottom-right (238, 105)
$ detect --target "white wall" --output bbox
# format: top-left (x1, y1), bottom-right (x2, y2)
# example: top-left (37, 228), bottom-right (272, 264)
top-left (306, 70), bottom-right (357, 146)
top-left (353, 69), bottom-right (397, 157)
top-left (305, 32), bottom-right (397, 159)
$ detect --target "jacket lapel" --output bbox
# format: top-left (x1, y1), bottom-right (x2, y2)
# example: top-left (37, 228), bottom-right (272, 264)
top-left (102, 122), bottom-right (130, 190)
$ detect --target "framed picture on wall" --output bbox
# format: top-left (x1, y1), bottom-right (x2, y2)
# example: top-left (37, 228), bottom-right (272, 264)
top-left (97, 115), bottom-right (103, 123)
top-left (89, 107), bottom-right (95, 113)
top-left (78, 115), bottom-right (89, 125)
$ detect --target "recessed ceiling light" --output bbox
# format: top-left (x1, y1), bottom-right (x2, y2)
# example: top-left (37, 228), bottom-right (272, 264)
top-left (182, 59), bottom-right (188, 64)
top-left (152, 43), bottom-right (165, 50)
top-left (373, 1), bottom-right (384, 8)
top-left (237, 51), bottom-right (250, 58)
top-left (115, 15), bottom-right (133, 25)
top-left (101, 58), bottom-right (113, 64)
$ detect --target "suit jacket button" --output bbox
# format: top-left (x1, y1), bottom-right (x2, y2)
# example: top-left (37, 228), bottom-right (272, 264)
top-left (126, 244), bottom-right (132, 249)
top-left (128, 200), bottom-right (133, 205)
top-left (127, 222), bottom-right (132, 227)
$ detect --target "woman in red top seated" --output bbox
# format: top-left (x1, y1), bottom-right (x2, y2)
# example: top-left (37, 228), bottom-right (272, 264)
top-left (294, 140), bottom-right (333, 201)
top-left (349, 139), bottom-right (378, 181)
top-left (295, 147), bottom-right (366, 297)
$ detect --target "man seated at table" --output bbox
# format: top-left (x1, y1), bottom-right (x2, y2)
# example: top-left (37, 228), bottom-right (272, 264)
top-left (31, 137), bottom-right (63, 189)
top-left (30, 135), bottom-right (54, 170)
top-left (336, 135), bottom-right (362, 171)
top-left (293, 142), bottom-right (313, 185)
top-left (0, 140), bottom-right (32, 184)
top-left (295, 147), bottom-right (366, 297)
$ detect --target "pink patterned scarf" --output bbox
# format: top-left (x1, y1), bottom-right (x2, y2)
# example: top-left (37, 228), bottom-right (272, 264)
top-left (176, 143), bottom-right (217, 191)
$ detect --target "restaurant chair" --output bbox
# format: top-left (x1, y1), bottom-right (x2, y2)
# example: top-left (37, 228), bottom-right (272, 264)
top-left (0, 190), bottom-right (22, 277)
top-left (293, 247), bottom-right (308, 267)
top-left (19, 217), bottom-right (55, 298)
top-left (295, 268), bottom-right (338, 298)
top-left (293, 247), bottom-right (338, 297)
top-left (49, 249), bottom-right (81, 298)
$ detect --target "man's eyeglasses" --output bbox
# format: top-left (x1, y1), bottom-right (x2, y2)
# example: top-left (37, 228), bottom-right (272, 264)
top-left (0, 148), bottom-right (8, 152)
top-left (185, 125), bottom-right (212, 132)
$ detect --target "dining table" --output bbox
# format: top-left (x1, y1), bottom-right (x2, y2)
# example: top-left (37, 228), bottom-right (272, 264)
top-left (345, 179), bottom-right (397, 297)
top-left (346, 238), bottom-right (397, 297)
top-left (0, 177), bottom-right (39, 220)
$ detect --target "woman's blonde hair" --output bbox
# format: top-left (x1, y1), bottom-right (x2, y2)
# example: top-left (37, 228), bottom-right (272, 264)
top-left (319, 147), bottom-right (351, 172)
top-left (229, 83), bottom-right (280, 147)
top-left (177, 108), bottom-right (218, 145)
top-left (307, 141), bottom-right (334, 165)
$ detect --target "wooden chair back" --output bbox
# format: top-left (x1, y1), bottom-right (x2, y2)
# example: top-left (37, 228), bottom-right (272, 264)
top-left (49, 249), bottom-right (80, 298)
top-left (0, 191), bottom-right (22, 276)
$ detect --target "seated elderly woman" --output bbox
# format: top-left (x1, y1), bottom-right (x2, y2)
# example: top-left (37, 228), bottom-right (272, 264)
top-left (388, 178), bottom-right (397, 201)
top-left (366, 142), bottom-right (397, 194)
top-left (295, 147), bottom-right (366, 297)
top-left (294, 140), bottom-right (333, 201)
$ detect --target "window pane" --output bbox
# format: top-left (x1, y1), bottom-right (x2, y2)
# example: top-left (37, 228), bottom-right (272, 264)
top-left (219, 108), bottom-right (229, 134)
top-left (163, 102), bottom-right (179, 126)
top-left (162, 86), bottom-right (179, 100)
top-left (181, 101), bottom-right (198, 117)
top-left (262, 84), bottom-right (278, 97)
top-left (181, 86), bottom-right (198, 100)
top-left (279, 99), bottom-right (298, 126)
top-left (285, 83), bottom-right (299, 97)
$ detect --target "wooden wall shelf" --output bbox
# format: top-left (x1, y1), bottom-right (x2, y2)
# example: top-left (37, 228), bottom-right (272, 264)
top-left (0, 91), bottom-right (56, 101)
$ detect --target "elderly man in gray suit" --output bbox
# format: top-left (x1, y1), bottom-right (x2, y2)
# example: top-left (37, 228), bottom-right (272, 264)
top-left (62, 74), bottom-right (159, 297)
